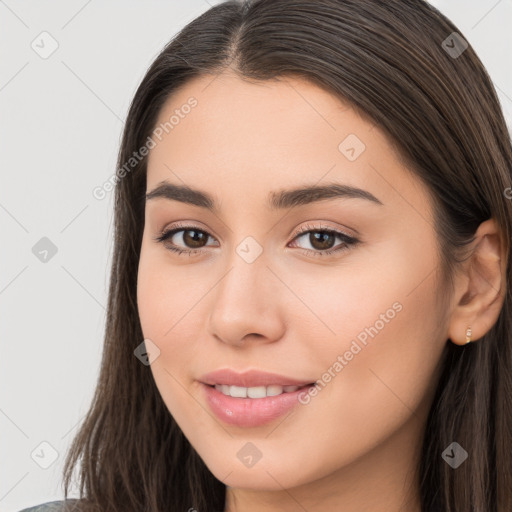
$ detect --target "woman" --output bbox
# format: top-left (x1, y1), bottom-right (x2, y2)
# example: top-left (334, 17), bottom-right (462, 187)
top-left (21, 0), bottom-right (512, 510)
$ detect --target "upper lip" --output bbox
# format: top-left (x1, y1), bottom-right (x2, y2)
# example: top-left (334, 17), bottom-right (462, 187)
top-left (199, 369), bottom-right (314, 388)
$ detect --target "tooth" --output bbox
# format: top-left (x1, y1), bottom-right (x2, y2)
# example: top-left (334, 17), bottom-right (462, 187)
top-left (266, 385), bottom-right (284, 396)
top-left (213, 384), bottom-right (302, 398)
top-left (247, 386), bottom-right (267, 398)
top-left (230, 385), bottom-right (247, 398)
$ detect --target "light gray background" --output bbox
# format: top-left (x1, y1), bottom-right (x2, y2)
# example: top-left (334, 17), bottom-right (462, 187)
top-left (1, 1), bottom-right (511, 510)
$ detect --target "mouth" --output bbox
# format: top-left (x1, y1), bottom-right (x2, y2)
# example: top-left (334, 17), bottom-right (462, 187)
top-left (201, 382), bottom-right (314, 428)
top-left (198, 368), bottom-right (317, 426)
top-left (201, 382), bottom-right (316, 427)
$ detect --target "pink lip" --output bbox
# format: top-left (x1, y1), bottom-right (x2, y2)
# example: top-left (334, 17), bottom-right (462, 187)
top-left (201, 382), bottom-right (314, 427)
top-left (199, 368), bottom-right (314, 387)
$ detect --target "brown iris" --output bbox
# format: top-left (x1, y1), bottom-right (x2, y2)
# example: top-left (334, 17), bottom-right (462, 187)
top-left (182, 229), bottom-right (208, 248)
top-left (308, 231), bottom-right (336, 250)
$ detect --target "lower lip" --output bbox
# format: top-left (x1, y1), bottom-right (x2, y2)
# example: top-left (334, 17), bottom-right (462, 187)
top-left (201, 382), bottom-right (314, 428)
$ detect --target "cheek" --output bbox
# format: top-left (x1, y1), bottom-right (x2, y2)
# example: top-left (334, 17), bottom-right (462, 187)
top-left (137, 242), bottom-right (198, 340)
top-left (137, 278), bottom-right (197, 375)
top-left (283, 233), bottom-right (438, 361)
top-left (289, 234), bottom-right (444, 426)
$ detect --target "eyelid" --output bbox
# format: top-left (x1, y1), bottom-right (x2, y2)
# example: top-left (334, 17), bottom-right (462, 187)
top-left (158, 220), bottom-right (218, 241)
top-left (291, 221), bottom-right (356, 240)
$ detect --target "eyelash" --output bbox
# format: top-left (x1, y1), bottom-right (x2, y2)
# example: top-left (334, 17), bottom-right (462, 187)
top-left (152, 221), bottom-right (359, 258)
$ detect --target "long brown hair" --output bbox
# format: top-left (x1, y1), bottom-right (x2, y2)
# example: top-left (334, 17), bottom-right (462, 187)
top-left (62, 1), bottom-right (512, 510)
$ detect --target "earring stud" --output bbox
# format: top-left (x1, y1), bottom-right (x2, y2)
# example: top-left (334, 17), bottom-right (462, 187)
top-left (465, 326), bottom-right (472, 344)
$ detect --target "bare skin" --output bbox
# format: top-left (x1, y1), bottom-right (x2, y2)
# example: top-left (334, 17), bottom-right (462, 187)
top-left (136, 70), bottom-right (506, 512)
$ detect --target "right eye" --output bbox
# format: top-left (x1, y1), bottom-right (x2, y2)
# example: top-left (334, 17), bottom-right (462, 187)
top-left (153, 224), bottom-right (218, 256)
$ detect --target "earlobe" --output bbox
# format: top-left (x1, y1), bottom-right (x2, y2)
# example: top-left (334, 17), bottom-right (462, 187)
top-left (447, 218), bottom-right (507, 346)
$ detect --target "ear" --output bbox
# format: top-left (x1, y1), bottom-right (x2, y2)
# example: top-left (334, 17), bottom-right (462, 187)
top-left (447, 218), bottom-right (508, 346)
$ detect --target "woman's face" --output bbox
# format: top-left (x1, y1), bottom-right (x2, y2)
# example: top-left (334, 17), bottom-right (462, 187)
top-left (137, 71), bottom-right (450, 494)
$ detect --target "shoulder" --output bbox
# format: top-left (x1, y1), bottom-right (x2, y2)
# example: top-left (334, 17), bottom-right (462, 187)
top-left (18, 499), bottom-right (82, 512)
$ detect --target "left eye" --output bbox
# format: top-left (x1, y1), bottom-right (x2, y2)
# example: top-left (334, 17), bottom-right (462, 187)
top-left (290, 229), bottom-right (356, 253)
top-left (153, 224), bottom-right (359, 257)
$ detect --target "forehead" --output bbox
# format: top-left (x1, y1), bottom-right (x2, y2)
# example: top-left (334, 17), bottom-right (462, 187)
top-left (145, 71), bottom-right (432, 220)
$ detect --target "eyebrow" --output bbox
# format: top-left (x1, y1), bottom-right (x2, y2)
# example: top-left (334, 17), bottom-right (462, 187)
top-left (145, 181), bottom-right (383, 212)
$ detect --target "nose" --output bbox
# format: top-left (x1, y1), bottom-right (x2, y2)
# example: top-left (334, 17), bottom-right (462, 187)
top-left (207, 251), bottom-right (286, 348)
